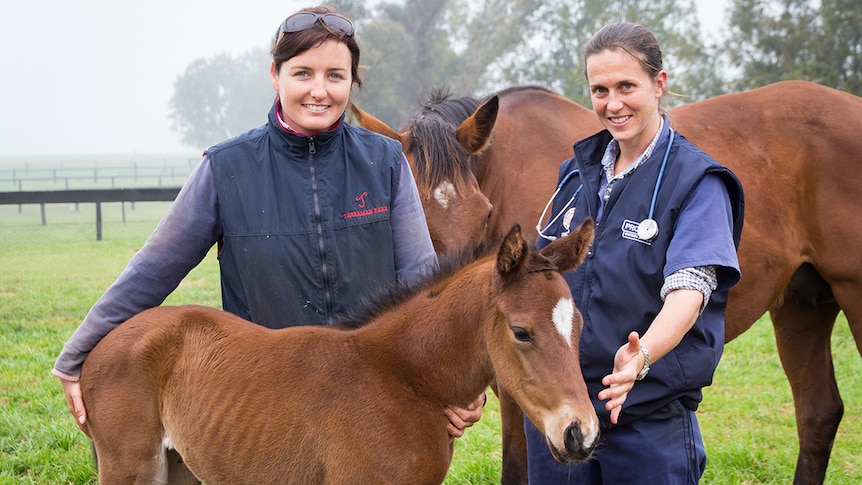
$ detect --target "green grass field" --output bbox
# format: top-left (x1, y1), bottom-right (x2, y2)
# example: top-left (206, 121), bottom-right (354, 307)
top-left (1, 204), bottom-right (860, 484)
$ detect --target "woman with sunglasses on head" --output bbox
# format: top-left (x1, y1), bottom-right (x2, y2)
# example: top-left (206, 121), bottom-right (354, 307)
top-left (53, 5), bottom-right (483, 444)
top-left (529, 22), bottom-right (744, 483)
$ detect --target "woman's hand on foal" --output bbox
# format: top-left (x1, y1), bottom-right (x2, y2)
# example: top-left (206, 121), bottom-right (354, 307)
top-left (444, 391), bottom-right (486, 438)
top-left (60, 379), bottom-right (89, 435)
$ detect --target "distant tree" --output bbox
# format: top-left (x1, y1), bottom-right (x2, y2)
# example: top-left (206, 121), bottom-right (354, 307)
top-left (351, 0), bottom-right (545, 128)
top-left (725, 0), bottom-right (862, 96)
top-left (350, 0), bottom-right (462, 128)
top-left (443, 0), bottom-right (547, 95)
top-left (168, 48), bottom-right (272, 150)
top-left (352, 17), bottom-right (420, 128)
top-left (168, 0), bottom-right (724, 145)
top-left (492, 0), bottom-right (721, 107)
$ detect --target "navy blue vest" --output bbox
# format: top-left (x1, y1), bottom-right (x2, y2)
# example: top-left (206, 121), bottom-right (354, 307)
top-left (540, 128), bottom-right (744, 426)
top-left (208, 105), bottom-right (402, 328)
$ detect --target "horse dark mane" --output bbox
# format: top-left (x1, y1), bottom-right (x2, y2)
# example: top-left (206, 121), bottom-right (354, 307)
top-left (400, 88), bottom-right (482, 197)
top-left (335, 230), bottom-right (557, 330)
top-left (401, 86), bottom-right (556, 198)
top-left (334, 237), bottom-right (494, 330)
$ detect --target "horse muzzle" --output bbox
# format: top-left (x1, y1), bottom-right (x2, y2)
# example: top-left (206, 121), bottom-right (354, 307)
top-left (547, 419), bottom-right (599, 463)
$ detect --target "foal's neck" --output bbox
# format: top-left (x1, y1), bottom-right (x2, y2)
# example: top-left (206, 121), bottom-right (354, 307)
top-left (360, 260), bottom-right (496, 405)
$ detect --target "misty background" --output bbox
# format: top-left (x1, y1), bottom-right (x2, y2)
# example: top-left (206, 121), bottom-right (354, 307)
top-left (1, 0), bottom-right (725, 159)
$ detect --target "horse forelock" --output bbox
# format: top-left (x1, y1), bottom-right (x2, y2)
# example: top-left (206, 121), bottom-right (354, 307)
top-left (527, 260), bottom-right (559, 278)
top-left (403, 94), bottom-right (482, 198)
top-left (335, 239), bottom-right (498, 330)
top-left (525, 246), bottom-right (560, 274)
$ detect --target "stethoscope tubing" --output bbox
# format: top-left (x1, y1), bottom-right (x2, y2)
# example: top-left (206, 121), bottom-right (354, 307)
top-left (647, 130), bottom-right (674, 221)
top-left (537, 130), bottom-right (675, 241)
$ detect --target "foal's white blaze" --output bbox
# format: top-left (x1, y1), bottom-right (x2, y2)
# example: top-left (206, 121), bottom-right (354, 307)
top-left (552, 298), bottom-right (575, 346)
top-left (433, 181), bottom-right (456, 209)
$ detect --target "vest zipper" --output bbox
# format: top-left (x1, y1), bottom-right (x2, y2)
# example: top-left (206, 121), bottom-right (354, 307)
top-left (307, 137), bottom-right (335, 324)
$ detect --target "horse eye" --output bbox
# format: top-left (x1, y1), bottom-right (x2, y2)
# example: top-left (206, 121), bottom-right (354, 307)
top-left (512, 327), bottom-right (533, 343)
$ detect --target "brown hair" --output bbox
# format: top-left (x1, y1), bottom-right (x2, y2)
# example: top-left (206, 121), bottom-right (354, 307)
top-left (270, 6), bottom-right (362, 88)
top-left (584, 22), bottom-right (663, 81)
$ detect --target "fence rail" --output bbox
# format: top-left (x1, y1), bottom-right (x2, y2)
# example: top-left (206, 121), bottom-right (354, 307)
top-left (0, 157), bottom-right (196, 191)
top-left (0, 188), bottom-right (181, 240)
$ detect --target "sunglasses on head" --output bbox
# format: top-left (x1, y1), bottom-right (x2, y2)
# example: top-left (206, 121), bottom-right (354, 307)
top-left (278, 12), bottom-right (355, 37)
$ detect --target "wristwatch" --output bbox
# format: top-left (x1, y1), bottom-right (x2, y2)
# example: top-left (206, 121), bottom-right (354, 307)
top-left (636, 345), bottom-right (650, 381)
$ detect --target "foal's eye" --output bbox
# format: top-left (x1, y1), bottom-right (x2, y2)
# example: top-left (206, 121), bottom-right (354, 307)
top-left (512, 327), bottom-right (533, 343)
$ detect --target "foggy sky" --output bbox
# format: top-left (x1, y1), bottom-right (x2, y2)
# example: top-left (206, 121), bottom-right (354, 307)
top-left (0, 0), bottom-right (726, 159)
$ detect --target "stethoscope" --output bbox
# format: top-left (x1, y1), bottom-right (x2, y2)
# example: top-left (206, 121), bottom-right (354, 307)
top-left (537, 130), bottom-right (675, 242)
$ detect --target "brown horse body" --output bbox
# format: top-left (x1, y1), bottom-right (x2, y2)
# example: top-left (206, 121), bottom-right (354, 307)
top-left (355, 80), bottom-right (862, 484)
top-left (81, 224), bottom-right (599, 484)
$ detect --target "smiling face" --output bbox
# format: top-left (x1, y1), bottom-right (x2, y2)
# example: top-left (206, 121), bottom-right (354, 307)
top-left (270, 39), bottom-right (353, 135)
top-left (586, 48), bottom-right (666, 157)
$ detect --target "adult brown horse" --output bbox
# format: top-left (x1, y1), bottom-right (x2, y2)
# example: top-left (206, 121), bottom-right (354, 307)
top-left (350, 91), bottom-right (496, 254)
top-left (355, 81), bottom-right (862, 485)
top-left (80, 222), bottom-right (599, 484)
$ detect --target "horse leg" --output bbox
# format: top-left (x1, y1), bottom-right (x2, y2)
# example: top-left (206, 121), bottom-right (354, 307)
top-left (495, 382), bottom-right (529, 485)
top-left (848, 309), bottom-right (862, 356)
top-left (770, 267), bottom-right (842, 485)
top-left (92, 436), bottom-right (172, 485)
top-left (88, 397), bottom-right (176, 484)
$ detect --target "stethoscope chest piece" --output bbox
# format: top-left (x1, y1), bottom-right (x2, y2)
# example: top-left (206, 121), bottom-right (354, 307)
top-left (637, 218), bottom-right (659, 241)
top-left (635, 129), bottom-right (674, 243)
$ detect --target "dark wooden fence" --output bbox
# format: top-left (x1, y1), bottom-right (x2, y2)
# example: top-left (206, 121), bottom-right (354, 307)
top-left (0, 188), bottom-right (180, 240)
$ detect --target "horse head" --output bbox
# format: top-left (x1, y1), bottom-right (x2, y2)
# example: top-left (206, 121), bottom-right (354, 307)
top-left (489, 219), bottom-right (599, 463)
top-left (350, 95), bottom-right (498, 253)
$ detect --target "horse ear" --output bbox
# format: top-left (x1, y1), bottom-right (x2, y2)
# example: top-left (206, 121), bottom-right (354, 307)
top-left (349, 102), bottom-right (408, 146)
top-left (496, 223), bottom-right (529, 277)
top-left (456, 95), bottom-right (499, 156)
top-left (540, 218), bottom-right (595, 273)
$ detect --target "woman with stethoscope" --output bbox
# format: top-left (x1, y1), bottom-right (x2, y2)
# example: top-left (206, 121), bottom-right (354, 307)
top-left (525, 22), bottom-right (744, 484)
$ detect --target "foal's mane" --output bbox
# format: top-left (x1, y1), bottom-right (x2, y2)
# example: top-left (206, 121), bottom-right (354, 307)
top-left (334, 239), bottom-right (493, 330)
top-left (335, 234), bottom-right (557, 330)
top-left (400, 88), bottom-right (482, 198)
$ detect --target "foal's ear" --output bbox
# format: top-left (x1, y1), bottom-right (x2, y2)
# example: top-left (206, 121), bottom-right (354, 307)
top-left (349, 102), bottom-right (408, 146)
top-left (496, 223), bottom-right (529, 277)
top-left (456, 95), bottom-right (499, 156)
top-left (540, 218), bottom-right (594, 273)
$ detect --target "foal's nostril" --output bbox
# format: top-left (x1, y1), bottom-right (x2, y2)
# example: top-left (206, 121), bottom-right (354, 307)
top-left (564, 422), bottom-right (585, 453)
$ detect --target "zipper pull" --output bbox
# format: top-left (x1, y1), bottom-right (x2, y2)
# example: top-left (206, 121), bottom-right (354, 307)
top-left (308, 137), bottom-right (316, 155)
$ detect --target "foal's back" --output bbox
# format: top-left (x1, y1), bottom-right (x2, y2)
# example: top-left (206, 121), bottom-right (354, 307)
top-left (82, 305), bottom-right (454, 484)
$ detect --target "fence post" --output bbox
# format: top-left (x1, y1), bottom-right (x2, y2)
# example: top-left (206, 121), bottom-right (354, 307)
top-left (40, 203), bottom-right (46, 226)
top-left (96, 202), bottom-right (102, 241)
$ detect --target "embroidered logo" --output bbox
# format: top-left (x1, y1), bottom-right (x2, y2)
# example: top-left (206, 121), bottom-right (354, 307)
top-left (562, 208), bottom-right (575, 233)
top-left (355, 191), bottom-right (368, 208)
top-left (621, 219), bottom-right (653, 246)
top-left (343, 191), bottom-right (389, 220)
